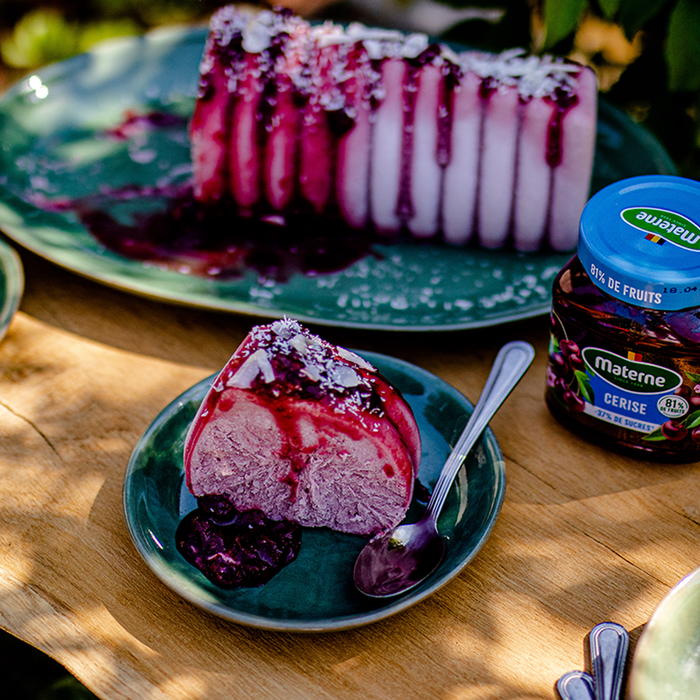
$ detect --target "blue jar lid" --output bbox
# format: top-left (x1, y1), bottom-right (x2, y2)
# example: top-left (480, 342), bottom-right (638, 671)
top-left (578, 175), bottom-right (700, 311)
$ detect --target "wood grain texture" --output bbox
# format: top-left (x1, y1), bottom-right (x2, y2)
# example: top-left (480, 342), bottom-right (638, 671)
top-left (1, 248), bottom-right (698, 700)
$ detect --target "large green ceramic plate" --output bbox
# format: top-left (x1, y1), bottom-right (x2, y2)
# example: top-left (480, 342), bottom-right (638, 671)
top-left (0, 27), bottom-right (676, 331)
top-left (0, 238), bottom-right (23, 341)
top-left (123, 351), bottom-right (506, 631)
top-left (628, 566), bottom-right (700, 700)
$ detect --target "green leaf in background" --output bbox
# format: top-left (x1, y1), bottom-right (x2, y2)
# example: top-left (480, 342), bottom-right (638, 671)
top-left (0, 9), bottom-right (80, 68)
top-left (598, 0), bottom-right (622, 19)
top-left (666, 0), bottom-right (700, 91)
top-left (0, 8), bottom-right (139, 69)
top-left (686, 371), bottom-right (700, 384)
top-left (543, 0), bottom-right (588, 48)
top-left (77, 19), bottom-right (140, 53)
top-left (619, 0), bottom-right (672, 39)
top-left (42, 675), bottom-right (100, 699)
top-left (441, 0), bottom-right (531, 54)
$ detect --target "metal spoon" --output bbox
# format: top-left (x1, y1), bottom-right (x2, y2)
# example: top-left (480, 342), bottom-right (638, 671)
top-left (353, 340), bottom-right (535, 598)
top-left (556, 671), bottom-right (596, 700)
top-left (555, 622), bottom-right (629, 700)
top-left (589, 622), bottom-right (629, 700)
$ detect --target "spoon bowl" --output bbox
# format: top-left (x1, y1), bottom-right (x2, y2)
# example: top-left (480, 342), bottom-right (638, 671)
top-left (353, 521), bottom-right (446, 598)
top-left (353, 341), bottom-right (535, 598)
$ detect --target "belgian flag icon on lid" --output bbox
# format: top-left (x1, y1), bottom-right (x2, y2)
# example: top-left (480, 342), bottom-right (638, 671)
top-left (645, 233), bottom-right (665, 245)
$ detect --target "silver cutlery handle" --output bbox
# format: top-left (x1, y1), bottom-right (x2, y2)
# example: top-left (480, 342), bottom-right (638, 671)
top-left (590, 621), bottom-right (629, 700)
top-left (424, 341), bottom-right (534, 522)
top-left (556, 670), bottom-right (596, 700)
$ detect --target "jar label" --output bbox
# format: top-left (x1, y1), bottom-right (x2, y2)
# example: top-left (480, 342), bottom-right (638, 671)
top-left (620, 207), bottom-right (700, 252)
top-left (547, 322), bottom-right (700, 448)
top-left (580, 347), bottom-right (682, 431)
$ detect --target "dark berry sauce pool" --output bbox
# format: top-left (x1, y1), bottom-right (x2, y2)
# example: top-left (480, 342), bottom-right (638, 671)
top-left (25, 108), bottom-right (380, 284)
top-left (46, 182), bottom-right (380, 284)
top-left (176, 487), bottom-right (430, 589)
top-left (176, 494), bottom-right (301, 588)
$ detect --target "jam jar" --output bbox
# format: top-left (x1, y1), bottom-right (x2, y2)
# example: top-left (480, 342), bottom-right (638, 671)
top-left (546, 175), bottom-right (700, 462)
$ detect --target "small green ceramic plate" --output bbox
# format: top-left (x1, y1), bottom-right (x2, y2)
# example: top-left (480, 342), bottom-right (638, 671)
top-left (0, 238), bottom-right (23, 341)
top-left (123, 351), bottom-right (506, 631)
top-left (628, 566), bottom-right (700, 700)
top-left (0, 27), bottom-right (677, 331)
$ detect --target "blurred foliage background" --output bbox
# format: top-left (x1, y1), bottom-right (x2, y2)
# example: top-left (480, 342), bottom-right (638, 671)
top-left (0, 0), bottom-right (697, 697)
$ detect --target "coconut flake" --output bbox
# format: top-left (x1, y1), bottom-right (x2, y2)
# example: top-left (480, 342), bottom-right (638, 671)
top-left (347, 23), bottom-right (404, 44)
top-left (402, 33), bottom-right (429, 59)
top-left (242, 11), bottom-right (276, 53)
top-left (330, 364), bottom-right (362, 389)
top-left (210, 5), bottom-right (249, 48)
top-left (337, 347), bottom-right (376, 373)
top-left (300, 364), bottom-right (322, 382)
top-left (290, 333), bottom-right (310, 355)
top-left (228, 348), bottom-right (276, 388)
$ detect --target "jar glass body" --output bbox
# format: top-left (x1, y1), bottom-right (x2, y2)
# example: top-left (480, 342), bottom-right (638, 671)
top-left (546, 255), bottom-right (700, 462)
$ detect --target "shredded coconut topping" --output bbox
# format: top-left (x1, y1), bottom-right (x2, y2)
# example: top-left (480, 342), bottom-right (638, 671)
top-left (209, 4), bottom-right (249, 49)
top-left (229, 318), bottom-right (379, 406)
top-left (240, 10), bottom-right (276, 53)
top-left (205, 5), bottom-right (583, 101)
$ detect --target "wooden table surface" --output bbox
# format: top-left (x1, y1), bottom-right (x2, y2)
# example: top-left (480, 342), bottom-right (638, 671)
top-left (1, 246), bottom-right (699, 700)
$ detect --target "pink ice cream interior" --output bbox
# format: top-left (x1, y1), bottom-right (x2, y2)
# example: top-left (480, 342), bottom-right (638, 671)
top-left (184, 318), bottom-right (421, 537)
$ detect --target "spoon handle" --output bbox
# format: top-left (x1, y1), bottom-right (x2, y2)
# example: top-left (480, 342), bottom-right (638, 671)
top-left (556, 670), bottom-right (596, 700)
top-left (589, 622), bottom-right (629, 700)
top-left (424, 341), bottom-right (535, 522)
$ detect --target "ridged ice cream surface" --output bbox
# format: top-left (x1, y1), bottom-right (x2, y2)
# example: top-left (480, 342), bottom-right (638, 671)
top-left (191, 4), bottom-right (597, 253)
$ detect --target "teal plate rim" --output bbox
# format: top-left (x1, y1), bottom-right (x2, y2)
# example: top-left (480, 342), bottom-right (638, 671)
top-left (0, 26), bottom-right (677, 332)
top-left (122, 350), bottom-right (507, 632)
top-left (0, 237), bottom-right (24, 342)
